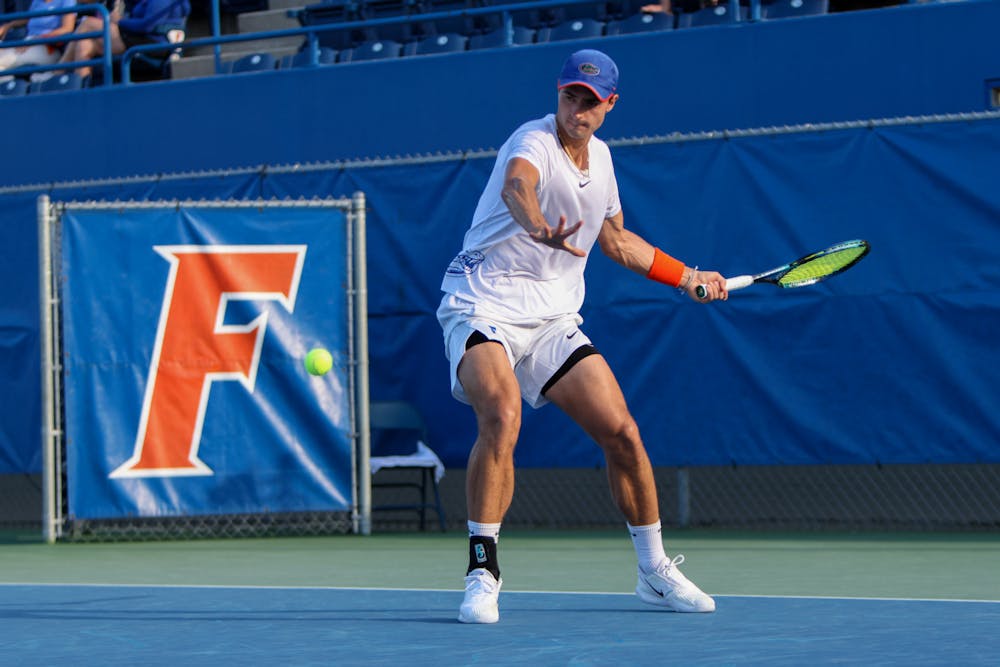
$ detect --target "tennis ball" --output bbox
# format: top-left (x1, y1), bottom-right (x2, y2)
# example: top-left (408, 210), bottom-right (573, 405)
top-left (304, 348), bottom-right (333, 376)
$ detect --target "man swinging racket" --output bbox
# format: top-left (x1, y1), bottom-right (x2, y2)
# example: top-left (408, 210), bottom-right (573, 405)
top-left (438, 49), bottom-right (728, 624)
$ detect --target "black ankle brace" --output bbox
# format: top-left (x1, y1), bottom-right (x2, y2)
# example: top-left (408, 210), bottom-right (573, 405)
top-left (467, 535), bottom-right (500, 581)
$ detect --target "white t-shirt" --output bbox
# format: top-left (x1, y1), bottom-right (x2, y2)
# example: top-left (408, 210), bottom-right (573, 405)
top-left (441, 114), bottom-right (621, 324)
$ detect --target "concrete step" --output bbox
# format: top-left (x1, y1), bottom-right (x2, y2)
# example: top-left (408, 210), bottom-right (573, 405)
top-left (170, 1), bottom-right (311, 81)
top-left (181, 32), bottom-right (306, 57)
top-left (225, 33), bottom-right (306, 53)
top-left (266, 0), bottom-right (308, 10)
top-left (170, 42), bottom-right (302, 80)
top-left (238, 7), bottom-right (302, 33)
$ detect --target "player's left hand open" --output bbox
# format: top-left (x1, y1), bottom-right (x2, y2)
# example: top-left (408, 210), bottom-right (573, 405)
top-left (530, 216), bottom-right (585, 257)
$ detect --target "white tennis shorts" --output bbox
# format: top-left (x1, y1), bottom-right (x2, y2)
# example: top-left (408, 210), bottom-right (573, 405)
top-left (436, 294), bottom-right (592, 409)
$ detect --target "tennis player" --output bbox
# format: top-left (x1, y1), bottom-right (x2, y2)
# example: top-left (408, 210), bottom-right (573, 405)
top-left (438, 49), bottom-right (727, 624)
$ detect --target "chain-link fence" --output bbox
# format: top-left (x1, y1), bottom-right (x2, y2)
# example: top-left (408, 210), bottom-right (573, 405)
top-left (370, 464), bottom-right (1000, 533)
top-left (7, 464), bottom-right (1000, 537)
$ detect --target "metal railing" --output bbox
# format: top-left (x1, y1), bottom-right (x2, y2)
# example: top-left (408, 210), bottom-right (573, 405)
top-left (0, 3), bottom-right (113, 87)
top-left (121, 0), bottom-right (751, 84)
top-left (6, 0), bottom-right (890, 90)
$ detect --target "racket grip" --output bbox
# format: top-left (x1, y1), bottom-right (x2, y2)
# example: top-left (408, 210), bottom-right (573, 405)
top-left (695, 275), bottom-right (754, 299)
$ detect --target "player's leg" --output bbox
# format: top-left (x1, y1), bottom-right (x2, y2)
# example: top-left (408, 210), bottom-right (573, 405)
top-left (543, 353), bottom-right (657, 522)
top-left (455, 334), bottom-right (522, 623)
top-left (461, 337), bottom-right (521, 525)
top-left (544, 353), bottom-right (715, 612)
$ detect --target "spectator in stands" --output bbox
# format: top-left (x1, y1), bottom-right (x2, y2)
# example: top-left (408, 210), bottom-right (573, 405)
top-left (641, 0), bottom-right (672, 13)
top-left (0, 0), bottom-right (77, 80)
top-left (440, 49), bottom-right (727, 625)
top-left (55, 0), bottom-right (188, 80)
top-left (641, 0), bottom-right (722, 14)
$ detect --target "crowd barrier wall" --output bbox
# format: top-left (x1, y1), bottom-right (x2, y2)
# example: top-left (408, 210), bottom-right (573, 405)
top-left (0, 1), bottom-right (998, 187)
top-left (3, 112), bottom-right (999, 476)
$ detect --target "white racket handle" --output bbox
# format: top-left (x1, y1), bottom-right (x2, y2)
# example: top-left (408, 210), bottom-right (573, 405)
top-left (695, 275), bottom-right (754, 299)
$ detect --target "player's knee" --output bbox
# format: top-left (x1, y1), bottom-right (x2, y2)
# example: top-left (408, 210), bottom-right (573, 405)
top-left (476, 401), bottom-right (521, 450)
top-left (598, 415), bottom-right (643, 459)
top-left (482, 403), bottom-right (521, 438)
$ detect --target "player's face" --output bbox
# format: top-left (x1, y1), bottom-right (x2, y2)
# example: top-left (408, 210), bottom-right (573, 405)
top-left (556, 85), bottom-right (618, 141)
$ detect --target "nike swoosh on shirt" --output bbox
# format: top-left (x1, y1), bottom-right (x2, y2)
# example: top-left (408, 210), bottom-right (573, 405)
top-left (566, 331), bottom-right (578, 339)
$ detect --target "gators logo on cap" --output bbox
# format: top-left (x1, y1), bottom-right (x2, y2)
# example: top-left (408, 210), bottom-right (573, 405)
top-left (579, 63), bottom-right (600, 76)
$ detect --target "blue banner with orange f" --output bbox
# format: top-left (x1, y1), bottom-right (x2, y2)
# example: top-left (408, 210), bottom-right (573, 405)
top-left (60, 204), bottom-right (354, 519)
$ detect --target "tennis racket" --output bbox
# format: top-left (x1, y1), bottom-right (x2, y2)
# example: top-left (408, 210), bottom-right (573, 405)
top-left (695, 239), bottom-right (870, 299)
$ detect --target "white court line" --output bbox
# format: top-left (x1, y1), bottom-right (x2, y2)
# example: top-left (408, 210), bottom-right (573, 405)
top-left (0, 581), bottom-right (997, 604)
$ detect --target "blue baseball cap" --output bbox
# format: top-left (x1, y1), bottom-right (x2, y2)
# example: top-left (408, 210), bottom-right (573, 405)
top-left (557, 49), bottom-right (619, 101)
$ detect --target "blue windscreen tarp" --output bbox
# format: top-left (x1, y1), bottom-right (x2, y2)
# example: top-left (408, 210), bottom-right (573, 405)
top-left (2, 116), bottom-right (998, 473)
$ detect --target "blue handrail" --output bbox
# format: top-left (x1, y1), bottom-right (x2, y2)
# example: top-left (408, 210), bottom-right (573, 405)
top-left (0, 4), bottom-right (113, 87)
top-left (123, 0), bottom-right (757, 84)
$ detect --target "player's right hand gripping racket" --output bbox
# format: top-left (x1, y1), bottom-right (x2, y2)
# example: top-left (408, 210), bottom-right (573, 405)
top-left (695, 239), bottom-right (870, 299)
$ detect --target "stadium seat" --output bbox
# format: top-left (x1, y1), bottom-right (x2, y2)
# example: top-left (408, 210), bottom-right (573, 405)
top-left (605, 10), bottom-right (675, 35)
top-left (475, 1), bottom-right (554, 33)
top-left (219, 0), bottom-right (267, 13)
top-left (537, 18), bottom-right (605, 43)
top-left (604, 0), bottom-right (647, 20)
top-left (340, 39), bottom-right (403, 62)
top-left (296, 2), bottom-right (368, 51)
top-left (405, 32), bottom-right (468, 56)
top-left (543, 0), bottom-right (614, 27)
top-left (467, 25), bottom-right (535, 50)
top-left (761, 0), bottom-right (828, 20)
top-left (369, 400), bottom-right (447, 532)
top-left (676, 3), bottom-right (747, 28)
top-left (297, 0), bottom-right (364, 23)
top-left (413, 0), bottom-right (477, 38)
top-left (362, 0), bottom-right (428, 43)
top-left (230, 52), bottom-right (277, 74)
top-left (281, 47), bottom-right (338, 68)
top-left (0, 78), bottom-right (28, 97)
top-left (362, 0), bottom-right (420, 19)
top-left (29, 73), bottom-right (84, 94)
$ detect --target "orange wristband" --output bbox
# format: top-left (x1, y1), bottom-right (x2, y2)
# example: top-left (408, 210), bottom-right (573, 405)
top-left (646, 248), bottom-right (685, 287)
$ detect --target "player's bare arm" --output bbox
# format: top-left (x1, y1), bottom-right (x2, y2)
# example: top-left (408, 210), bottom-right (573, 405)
top-left (598, 213), bottom-right (728, 301)
top-left (501, 157), bottom-right (586, 257)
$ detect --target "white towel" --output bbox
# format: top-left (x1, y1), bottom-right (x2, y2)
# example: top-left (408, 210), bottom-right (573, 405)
top-left (370, 441), bottom-right (445, 483)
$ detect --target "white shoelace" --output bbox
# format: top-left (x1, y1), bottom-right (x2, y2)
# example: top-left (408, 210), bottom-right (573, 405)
top-left (660, 554), bottom-right (685, 571)
top-left (653, 554), bottom-right (688, 582)
top-left (465, 570), bottom-right (499, 594)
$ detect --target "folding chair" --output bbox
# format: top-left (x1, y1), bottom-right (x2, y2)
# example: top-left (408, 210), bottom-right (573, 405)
top-left (369, 400), bottom-right (447, 531)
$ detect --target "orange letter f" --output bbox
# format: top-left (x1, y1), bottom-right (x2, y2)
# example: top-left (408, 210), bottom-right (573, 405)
top-left (110, 245), bottom-right (306, 478)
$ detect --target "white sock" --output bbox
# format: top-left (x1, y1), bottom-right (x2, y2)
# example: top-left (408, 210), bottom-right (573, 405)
top-left (468, 520), bottom-right (501, 543)
top-left (628, 520), bottom-right (668, 574)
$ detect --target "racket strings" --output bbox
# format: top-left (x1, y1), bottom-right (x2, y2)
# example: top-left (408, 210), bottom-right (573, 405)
top-left (778, 244), bottom-right (868, 287)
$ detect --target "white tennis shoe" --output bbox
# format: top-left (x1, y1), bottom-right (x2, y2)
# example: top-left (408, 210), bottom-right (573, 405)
top-left (458, 568), bottom-right (502, 623)
top-left (635, 554), bottom-right (716, 612)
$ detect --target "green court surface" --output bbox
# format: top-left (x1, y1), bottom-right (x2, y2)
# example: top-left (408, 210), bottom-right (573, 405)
top-left (1, 529), bottom-right (997, 601)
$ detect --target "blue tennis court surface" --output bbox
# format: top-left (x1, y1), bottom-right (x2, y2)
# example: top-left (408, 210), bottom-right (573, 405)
top-left (1, 584), bottom-right (997, 665)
